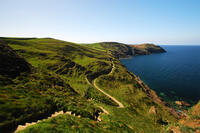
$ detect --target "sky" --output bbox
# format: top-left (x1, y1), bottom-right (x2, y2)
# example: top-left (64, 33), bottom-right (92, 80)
top-left (0, 0), bottom-right (200, 45)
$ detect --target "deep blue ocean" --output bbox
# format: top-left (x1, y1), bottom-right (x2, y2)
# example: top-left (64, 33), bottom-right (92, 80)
top-left (121, 45), bottom-right (200, 104)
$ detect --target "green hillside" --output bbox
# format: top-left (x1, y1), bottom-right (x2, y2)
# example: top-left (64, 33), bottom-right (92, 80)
top-left (86, 42), bottom-right (166, 58)
top-left (0, 37), bottom-right (178, 133)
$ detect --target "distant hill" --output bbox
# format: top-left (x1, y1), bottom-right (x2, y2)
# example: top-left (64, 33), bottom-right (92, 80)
top-left (86, 42), bottom-right (166, 58)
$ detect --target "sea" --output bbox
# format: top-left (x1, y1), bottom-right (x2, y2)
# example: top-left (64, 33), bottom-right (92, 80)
top-left (120, 45), bottom-right (200, 105)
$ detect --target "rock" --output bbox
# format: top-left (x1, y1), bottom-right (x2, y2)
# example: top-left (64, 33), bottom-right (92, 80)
top-left (149, 106), bottom-right (157, 114)
top-left (169, 126), bottom-right (181, 133)
top-left (175, 101), bottom-right (182, 106)
top-left (175, 101), bottom-right (190, 106)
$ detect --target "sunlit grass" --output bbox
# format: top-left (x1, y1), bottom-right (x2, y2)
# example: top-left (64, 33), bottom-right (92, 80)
top-left (0, 37), bottom-right (178, 132)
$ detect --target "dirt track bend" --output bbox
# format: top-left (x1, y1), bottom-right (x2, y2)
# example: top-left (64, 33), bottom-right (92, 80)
top-left (14, 62), bottom-right (120, 132)
top-left (93, 78), bottom-right (124, 108)
top-left (90, 62), bottom-right (124, 108)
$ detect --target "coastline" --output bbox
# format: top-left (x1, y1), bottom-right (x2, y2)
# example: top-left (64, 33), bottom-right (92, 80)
top-left (120, 57), bottom-right (180, 117)
top-left (118, 47), bottom-right (199, 119)
top-left (117, 48), bottom-right (182, 118)
top-left (133, 75), bottom-right (180, 117)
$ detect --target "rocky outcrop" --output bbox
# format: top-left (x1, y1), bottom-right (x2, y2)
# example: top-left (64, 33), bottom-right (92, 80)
top-left (175, 101), bottom-right (190, 107)
top-left (168, 101), bottom-right (200, 133)
top-left (149, 106), bottom-right (157, 114)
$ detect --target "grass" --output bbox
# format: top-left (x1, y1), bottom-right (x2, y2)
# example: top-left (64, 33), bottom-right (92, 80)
top-left (0, 69), bottom-right (99, 132)
top-left (95, 61), bottom-right (177, 131)
top-left (0, 37), bottom-right (179, 132)
top-left (18, 114), bottom-right (133, 133)
top-left (85, 43), bottom-right (107, 52)
top-left (64, 76), bottom-right (89, 96)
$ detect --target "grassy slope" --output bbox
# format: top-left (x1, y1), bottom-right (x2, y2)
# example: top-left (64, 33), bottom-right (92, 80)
top-left (95, 61), bottom-right (176, 132)
top-left (0, 38), bottom-right (177, 133)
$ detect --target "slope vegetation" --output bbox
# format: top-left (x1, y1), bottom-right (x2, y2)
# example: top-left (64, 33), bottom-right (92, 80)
top-left (0, 37), bottom-right (177, 133)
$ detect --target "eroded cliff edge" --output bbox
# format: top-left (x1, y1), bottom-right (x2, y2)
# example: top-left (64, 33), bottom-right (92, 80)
top-left (94, 42), bottom-right (166, 58)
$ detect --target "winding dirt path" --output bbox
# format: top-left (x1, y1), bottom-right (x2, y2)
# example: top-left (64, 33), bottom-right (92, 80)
top-left (98, 106), bottom-right (109, 114)
top-left (93, 78), bottom-right (124, 108)
top-left (15, 62), bottom-right (122, 133)
top-left (91, 62), bottom-right (124, 108)
top-left (109, 62), bottom-right (115, 75)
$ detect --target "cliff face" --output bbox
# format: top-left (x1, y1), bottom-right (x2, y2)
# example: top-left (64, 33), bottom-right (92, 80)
top-left (98, 42), bottom-right (166, 58)
top-left (99, 42), bottom-right (133, 58)
top-left (130, 43), bottom-right (166, 56)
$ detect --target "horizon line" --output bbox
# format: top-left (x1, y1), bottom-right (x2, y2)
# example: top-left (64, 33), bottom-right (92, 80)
top-left (0, 36), bottom-right (200, 46)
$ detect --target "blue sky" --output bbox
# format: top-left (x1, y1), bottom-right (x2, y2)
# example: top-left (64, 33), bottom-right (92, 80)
top-left (0, 0), bottom-right (200, 44)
